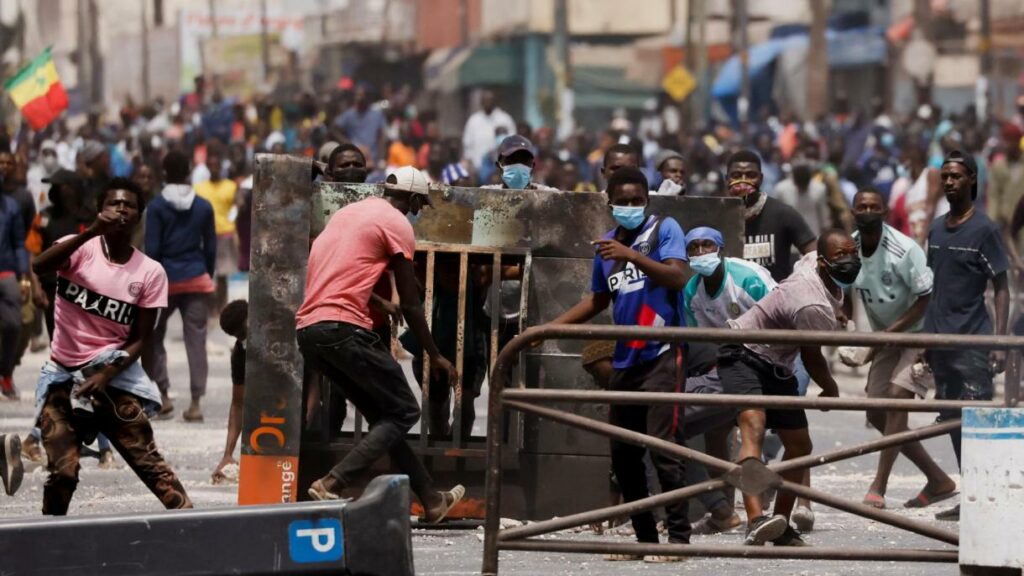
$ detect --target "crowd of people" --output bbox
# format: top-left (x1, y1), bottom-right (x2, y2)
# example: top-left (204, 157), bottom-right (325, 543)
top-left (0, 75), bottom-right (1021, 556)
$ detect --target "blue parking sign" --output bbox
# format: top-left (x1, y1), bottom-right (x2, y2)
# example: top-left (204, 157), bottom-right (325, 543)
top-left (288, 519), bottom-right (345, 564)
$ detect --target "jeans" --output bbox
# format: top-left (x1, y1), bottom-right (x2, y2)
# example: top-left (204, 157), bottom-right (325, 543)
top-left (39, 384), bottom-right (191, 515)
top-left (297, 321), bottom-right (436, 504)
top-left (608, 350), bottom-right (691, 543)
top-left (925, 348), bottom-right (993, 468)
top-left (144, 292), bottom-right (210, 399)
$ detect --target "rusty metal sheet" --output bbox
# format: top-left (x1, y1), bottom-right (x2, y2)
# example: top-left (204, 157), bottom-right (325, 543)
top-left (311, 182), bottom-right (745, 258)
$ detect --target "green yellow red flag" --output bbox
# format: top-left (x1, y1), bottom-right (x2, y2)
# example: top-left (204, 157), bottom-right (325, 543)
top-left (3, 47), bottom-right (69, 131)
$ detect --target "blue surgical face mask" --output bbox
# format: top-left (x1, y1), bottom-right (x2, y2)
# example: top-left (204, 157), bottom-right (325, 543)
top-left (611, 205), bottom-right (646, 230)
top-left (501, 163), bottom-right (532, 190)
top-left (407, 210), bottom-right (421, 226)
top-left (690, 252), bottom-right (721, 277)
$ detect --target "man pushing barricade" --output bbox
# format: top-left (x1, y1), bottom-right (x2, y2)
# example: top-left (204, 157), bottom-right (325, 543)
top-left (295, 165), bottom-right (465, 523)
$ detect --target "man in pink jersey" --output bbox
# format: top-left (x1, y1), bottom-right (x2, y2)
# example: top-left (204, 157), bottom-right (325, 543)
top-left (31, 178), bottom-right (191, 515)
top-left (297, 166), bottom-right (464, 522)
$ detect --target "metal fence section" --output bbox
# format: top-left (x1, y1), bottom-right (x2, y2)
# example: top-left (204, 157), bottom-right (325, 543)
top-left (480, 325), bottom-right (1024, 574)
top-left (316, 241), bottom-right (529, 455)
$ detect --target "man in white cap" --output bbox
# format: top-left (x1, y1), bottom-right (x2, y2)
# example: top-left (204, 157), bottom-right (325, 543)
top-left (28, 140), bottom-right (61, 212)
top-left (296, 166), bottom-right (465, 522)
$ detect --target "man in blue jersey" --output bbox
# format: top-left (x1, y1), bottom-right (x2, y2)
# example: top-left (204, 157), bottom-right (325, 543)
top-left (542, 167), bottom-right (690, 561)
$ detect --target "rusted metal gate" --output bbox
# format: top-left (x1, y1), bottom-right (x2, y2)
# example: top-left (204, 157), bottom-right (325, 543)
top-left (238, 154), bottom-right (745, 519)
top-left (481, 325), bottom-right (1023, 573)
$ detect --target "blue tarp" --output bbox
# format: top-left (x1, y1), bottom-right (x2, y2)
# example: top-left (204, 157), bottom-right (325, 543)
top-left (711, 26), bottom-right (887, 123)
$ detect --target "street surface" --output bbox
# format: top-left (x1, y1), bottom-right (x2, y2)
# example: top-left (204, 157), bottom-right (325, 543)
top-left (0, 295), bottom-right (967, 575)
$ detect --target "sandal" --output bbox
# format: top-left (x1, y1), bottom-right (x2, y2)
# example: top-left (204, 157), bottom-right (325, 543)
top-left (862, 491), bottom-right (886, 509)
top-left (904, 486), bottom-right (957, 509)
top-left (604, 554), bottom-right (643, 561)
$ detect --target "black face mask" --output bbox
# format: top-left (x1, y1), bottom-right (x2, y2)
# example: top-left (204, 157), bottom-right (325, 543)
top-left (333, 167), bottom-right (368, 184)
top-left (823, 255), bottom-right (862, 287)
top-left (854, 211), bottom-right (884, 232)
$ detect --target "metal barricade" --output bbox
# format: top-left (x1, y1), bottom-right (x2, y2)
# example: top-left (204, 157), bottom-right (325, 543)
top-left (481, 325), bottom-right (1024, 574)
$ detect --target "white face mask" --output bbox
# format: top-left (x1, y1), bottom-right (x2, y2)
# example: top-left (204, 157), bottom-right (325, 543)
top-left (656, 178), bottom-right (684, 196)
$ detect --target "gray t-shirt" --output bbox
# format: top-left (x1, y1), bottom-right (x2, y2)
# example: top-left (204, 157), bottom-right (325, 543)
top-left (728, 252), bottom-right (841, 371)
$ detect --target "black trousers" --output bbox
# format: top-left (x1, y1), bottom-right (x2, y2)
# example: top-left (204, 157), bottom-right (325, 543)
top-left (608, 349), bottom-right (691, 543)
top-left (925, 348), bottom-right (993, 469)
top-left (297, 321), bottom-right (435, 503)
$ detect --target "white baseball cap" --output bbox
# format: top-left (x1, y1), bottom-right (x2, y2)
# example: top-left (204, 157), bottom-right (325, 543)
top-left (384, 166), bottom-right (434, 206)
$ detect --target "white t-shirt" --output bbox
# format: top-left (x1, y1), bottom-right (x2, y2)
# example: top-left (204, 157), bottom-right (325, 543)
top-left (683, 257), bottom-right (777, 328)
top-left (853, 224), bottom-right (933, 332)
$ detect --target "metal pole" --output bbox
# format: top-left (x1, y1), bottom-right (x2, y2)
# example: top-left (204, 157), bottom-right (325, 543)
top-left (553, 0), bottom-right (573, 139)
top-left (979, 0), bottom-right (992, 120)
top-left (499, 540), bottom-right (958, 563)
top-left (807, 0), bottom-right (828, 120)
top-left (1005, 349), bottom-right (1020, 407)
top-left (208, 0), bottom-right (218, 37)
top-left (142, 0), bottom-right (150, 102)
top-left (260, 0), bottom-right (270, 83)
top-left (735, 0), bottom-right (750, 141)
top-left (692, 0), bottom-right (708, 128)
top-left (780, 480), bottom-right (958, 545)
top-left (502, 388), bottom-right (994, 412)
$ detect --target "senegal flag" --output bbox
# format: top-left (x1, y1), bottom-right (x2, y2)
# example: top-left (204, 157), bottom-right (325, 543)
top-left (3, 47), bottom-right (68, 131)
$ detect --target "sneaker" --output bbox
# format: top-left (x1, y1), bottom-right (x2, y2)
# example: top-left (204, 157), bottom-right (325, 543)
top-left (772, 526), bottom-right (808, 547)
top-left (744, 514), bottom-right (789, 546)
top-left (935, 504), bottom-right (960, 522)
top-left (422, 484), bottom-right (466, 524)
top-left (307, 478), bottom-right (348, 502)
top-left (792, 506), bottom-right (815, 532)
top-left (1, 434), bottom-right (25, 496)
top-left (21, 434), bottom-right (43, 464)
top-left (1, 376), bottom-right (17, 400)
top-left (98, 449), bottom-right (116, 469)
top-left (691, 511), bottom-right (743, 535)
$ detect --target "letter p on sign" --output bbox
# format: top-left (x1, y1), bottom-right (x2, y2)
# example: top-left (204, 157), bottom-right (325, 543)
top-left (288, 519), bottom-right (344, 564)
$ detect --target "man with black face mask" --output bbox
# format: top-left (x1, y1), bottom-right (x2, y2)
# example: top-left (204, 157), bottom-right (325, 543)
top-left (326, 143), bottom-right (369, 184)
top-left (845, 187), bottom-right (956, 512)
top-left (726, 150), bottom-right (816, 283)
top-left (717, 228), bottom-right (854, 546)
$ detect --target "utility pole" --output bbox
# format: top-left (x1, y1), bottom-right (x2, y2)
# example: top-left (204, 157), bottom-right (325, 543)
top-left (208, 0), bottom-right (218, 37)
top-left (979, 0), bottom-right (992, 120)
top-left (142, 0), bottom-right (151, 102)
top-left (553, 0), bottom-right (573, 139)
top-left (459, 0), bottom-right (469, 45)
top-left (733, 0), bottom-right (750, 141)
top-left (260, 0), bottom-right (270, 84)
top-left (154, 0), bottom-right (164, 27)
top-left (807, 0), bottom-right (828, 120)
top-left (692, 0), bottom-right (708, 129)
top-left (683, 0), bottom-right (695, 130)
top-left (77, 0), bottom-right (91, 109)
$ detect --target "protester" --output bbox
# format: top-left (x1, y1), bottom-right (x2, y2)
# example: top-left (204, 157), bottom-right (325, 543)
top-left (483, 135), bottom-right (557, 192)
top-left (334, 86), bottom-right (388, 166)
top-left (144, 151), bottom-right (217, 422)
top-left (462, 90), bottom-right (516, 172)
top-left (31, 177), bottom-right (192, 515)
top-left (718, 229), bottom-right (853, 546)
top-left (194, 146), bottom-right (238, 316)
top-left (681, 226), bottom-right (777, 535)
top-left (295, 161), bottom-right (465, 523)
top-left (212, 299), bottom-right (247, 484)
top-left (773, 161), bottom-right (829, 236)
top-left (651, 149), bottom-right (686, 196)
top-left (844, 187), bottom-right (956, 510)
top-left (26, 140), bottom-right (60, 211)
top-left (540, 167), bottom-right (691, 561)
top-left (726, 150), bottom-right (816, 283)
top-left (923, 150), bottom-right (1010, 522)
top-left (0, 150), bottom-right (28, 401)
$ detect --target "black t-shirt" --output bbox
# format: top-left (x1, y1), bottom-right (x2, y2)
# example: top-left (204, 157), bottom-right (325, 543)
top-left (231, 340), bottom-right (246, 387)
top-left (3, 187), bottom-right (35, 235)
top-left (924, 211), bottom-right (1009, 335)
top-left (742, 196), bottom-right (816, 282)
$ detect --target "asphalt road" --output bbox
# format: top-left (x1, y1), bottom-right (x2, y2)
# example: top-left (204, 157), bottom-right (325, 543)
top-left (0, 305), bottom-right (970, 575)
